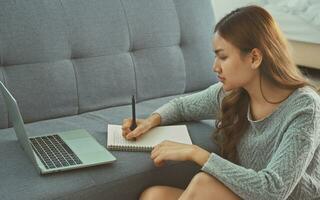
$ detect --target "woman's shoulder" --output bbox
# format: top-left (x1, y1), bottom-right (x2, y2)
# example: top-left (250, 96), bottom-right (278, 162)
top-left (292, 86), bottom-right (320, 106)
top-left (285, 86), bottom-right (320, 114)
top-left (278, 86), bottom-right (320, 136)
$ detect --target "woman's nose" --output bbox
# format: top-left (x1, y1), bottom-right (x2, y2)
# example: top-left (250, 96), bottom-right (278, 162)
top-left (213, 59), bottom-right (221, 73)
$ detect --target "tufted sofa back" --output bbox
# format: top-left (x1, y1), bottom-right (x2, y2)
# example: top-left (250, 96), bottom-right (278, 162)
top-left (0, 0), bottom-right (215, 128)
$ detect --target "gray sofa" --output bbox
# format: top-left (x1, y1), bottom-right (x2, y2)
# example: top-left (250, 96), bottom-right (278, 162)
top-left (0, 0), bottom-right (218, 199)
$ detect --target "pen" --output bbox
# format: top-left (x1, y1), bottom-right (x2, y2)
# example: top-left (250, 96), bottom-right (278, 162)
top-left (130, 95), bottom-right (137, 132)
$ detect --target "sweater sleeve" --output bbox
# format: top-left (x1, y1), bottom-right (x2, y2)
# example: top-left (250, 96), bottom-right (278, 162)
top-left (152, 82), bottom-right (224, 125)
top-left (201, 100), bottom-right (320, 200)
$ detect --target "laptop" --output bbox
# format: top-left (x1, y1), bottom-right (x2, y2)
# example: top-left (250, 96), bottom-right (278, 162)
top-left (0, 81), bottom-right (116, 174)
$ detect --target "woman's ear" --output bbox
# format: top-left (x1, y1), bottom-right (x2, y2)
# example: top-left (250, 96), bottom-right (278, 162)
top-left (250, 48), bottom-right (263, 70)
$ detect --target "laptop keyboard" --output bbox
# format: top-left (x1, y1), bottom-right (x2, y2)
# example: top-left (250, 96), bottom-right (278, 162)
top-left (30, 135), bottom-right (82, 169)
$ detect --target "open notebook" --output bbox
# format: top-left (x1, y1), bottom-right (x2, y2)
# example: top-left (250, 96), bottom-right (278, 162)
top-left (107, 124), bottom-right (192, 151)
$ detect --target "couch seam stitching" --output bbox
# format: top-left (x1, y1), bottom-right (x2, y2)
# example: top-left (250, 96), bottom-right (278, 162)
top-left (58, 0), bottom-right (72, 59)
top-left (70, 60), bottom-right (80, 114)
top-left (129, 52), bottom-right (138, 99)
top-left (172, 0), bottom-right (187, 93)
top-left (119, 0), bottom-right (138, 99)
top-left (0, 67), bottom-right (9, 128)
top-left (1, 44), bottom-right (183, 67)
top-left (119, 0), bottom-right (133, 51)
top-left (58, 0), bottom-right (80, 114)
top-left (0, 39), bottom-right (2, 66)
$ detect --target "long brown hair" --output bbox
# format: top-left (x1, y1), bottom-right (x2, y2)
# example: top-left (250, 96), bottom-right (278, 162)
top-left (213, 5), bottom-right (310, 163)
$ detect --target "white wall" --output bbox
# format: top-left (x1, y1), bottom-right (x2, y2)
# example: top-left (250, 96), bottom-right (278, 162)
top-left (211, 0), bottom-right (266, 21)
top-left (210, 0), bottom-right (320, 69)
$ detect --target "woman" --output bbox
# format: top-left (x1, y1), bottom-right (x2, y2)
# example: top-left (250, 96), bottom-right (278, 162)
top-left (122, 5), bottom-right (320, 200)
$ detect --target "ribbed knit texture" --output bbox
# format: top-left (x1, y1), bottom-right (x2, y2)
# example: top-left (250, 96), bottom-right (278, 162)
top-left (153, 82), bottom-right (320, 200)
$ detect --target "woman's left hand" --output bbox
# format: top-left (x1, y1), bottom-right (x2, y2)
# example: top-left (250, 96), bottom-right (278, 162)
top-left (150, 140), bottom-right (210, 167)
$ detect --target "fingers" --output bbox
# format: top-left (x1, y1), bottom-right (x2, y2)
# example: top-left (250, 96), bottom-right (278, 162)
top-left (150, 141), bottom-right (193, 167)
top-left (154, 158), bottom-right (165, 167)
top-left (151, 141), bottom-right (175, 167)
top-left (151, 147), bottom-right (164, 167)
top-left (126, 126), bottom-right (143, 139)
top-left (122, 118), bottom-right (152, 140)
top-left (122, 118), bottom-right (131, 137)
top-left (122, 119), bottom-right (144, 140)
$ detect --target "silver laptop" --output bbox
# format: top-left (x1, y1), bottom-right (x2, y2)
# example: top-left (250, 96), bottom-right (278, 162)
top-left (0, 81), bottom-right (116, 174)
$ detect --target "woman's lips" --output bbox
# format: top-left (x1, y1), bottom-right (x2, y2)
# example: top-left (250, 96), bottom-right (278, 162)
top-left (218, 75), bottom-right (225, 82)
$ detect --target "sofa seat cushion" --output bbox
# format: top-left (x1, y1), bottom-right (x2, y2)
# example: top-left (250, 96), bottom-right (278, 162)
top-left (0, 93), bottom-right (218, 200)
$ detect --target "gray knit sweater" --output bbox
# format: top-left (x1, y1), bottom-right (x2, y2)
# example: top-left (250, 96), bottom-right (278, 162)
top-left (153, 82), bottom-right (320, 200)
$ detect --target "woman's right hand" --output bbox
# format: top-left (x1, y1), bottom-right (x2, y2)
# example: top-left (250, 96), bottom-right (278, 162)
top-left (122, 114), bottom-right (161, 140)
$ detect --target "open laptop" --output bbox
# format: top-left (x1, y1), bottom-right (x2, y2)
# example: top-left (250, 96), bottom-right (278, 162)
top-left (0, 81), bottom-right (116, 174)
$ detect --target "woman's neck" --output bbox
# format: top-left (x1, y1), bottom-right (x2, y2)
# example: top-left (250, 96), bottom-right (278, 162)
top-left (244, 75), bottom-right (293, 107)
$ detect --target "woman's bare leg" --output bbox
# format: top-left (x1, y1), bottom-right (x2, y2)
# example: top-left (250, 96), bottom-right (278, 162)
top-left (179, 172), bottom-right (242, 200)
top-left (139, 186), bottom-right (183, 200)
top-left (139, 172), bottom-right (241, 200)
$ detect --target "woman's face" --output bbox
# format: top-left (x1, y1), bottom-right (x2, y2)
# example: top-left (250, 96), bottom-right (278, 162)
top-left (213, 33), bottom-right (258, 91)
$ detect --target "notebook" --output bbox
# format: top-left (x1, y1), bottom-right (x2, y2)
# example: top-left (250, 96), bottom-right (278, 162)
top-left (107, 124), bottom-right (192, 151)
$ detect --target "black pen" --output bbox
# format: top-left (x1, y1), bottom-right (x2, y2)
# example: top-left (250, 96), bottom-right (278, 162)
top-left (130, 95), bottom-right (137, 132)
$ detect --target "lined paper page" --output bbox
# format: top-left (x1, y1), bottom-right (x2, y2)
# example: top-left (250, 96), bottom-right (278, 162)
top-left (107, 124), bottom-right (192, 151)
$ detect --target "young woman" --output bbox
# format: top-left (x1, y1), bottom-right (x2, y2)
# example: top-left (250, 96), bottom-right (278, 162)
top-left (122, 5), bottom-right (320, 200)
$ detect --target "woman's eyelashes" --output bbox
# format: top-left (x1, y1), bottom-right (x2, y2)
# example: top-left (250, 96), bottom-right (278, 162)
top-left (219, 55), bottom-right (228, 60)
top-left (213, 50), bottom-right (227, 61)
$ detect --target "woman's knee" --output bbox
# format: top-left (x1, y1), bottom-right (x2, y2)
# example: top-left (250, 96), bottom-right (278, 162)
top-left (184, 172), bottom-right (241, 200)
top-left (139, 185), bottom-right (183, 200)
top-left (190, 172), bottom-right (214, 188)
top-left (139, 186), bottom-right (166, 200)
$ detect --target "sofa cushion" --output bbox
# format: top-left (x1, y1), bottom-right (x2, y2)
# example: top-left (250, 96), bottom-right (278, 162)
top-left (74, 54), bottom-right (136, 113)
top-left (0, 94), bottom-right (218, 200)
top-left (0, 0), bottom-right (216, 128)
top-left (175, 0), bottom-right (217, 92)
top-left (0, 0), bottom-right (218, 199)
top-left (4, 61), bottom-right (78, 124)
top-left (133, 46), bottom-right (186, 100)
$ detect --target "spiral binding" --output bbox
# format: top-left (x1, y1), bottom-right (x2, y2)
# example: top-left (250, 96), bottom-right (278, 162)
top-left (108, 145), bottom-right (153, 152)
